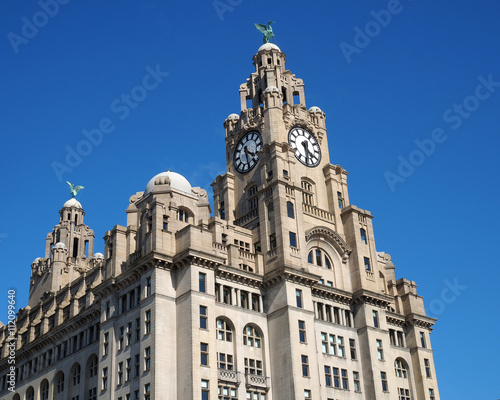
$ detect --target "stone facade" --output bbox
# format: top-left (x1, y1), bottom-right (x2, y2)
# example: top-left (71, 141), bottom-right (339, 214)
top-left (0, 43), bottom-right (439, 400)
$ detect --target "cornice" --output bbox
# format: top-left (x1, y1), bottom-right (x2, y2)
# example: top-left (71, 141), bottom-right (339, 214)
top-left (215, 265), bottom-right (263, 288)
top-left (352, 289), bottom-right (393, 307)
top-left (311, 285), bottom-right (353, 306)
top-left (406, 313), bottom-right (436, 330)
top-left (262, 266), bottom-right (321, 289)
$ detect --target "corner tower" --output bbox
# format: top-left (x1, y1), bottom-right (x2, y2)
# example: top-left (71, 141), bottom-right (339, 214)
top-left (29, 197), bottom-right (101, 307)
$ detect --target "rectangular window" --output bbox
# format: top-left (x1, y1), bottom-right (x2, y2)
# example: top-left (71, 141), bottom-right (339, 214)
top-left (200, 305), bottom-right (207, 329)
top-left (126, 322), bottom-right (132, 346)
top-left (420, 331), bottom-right (426, 348)
top-left (364, 257), bottom-right (371, 271)
top-left (321, 332), bottom-right (328, 353)
top-left (126, 358), bottom-right (131, 381)
top-left (145, 310), bottom-right (151, 334)
top-left (118, 362), bottom-right (123, 385)
top-left (119, 326), bottom-right (124, 350)
top-left (325, 365), bottom-right (332, 386)
top-left (201, 380), bottom-right (209, 400)
top-left (373, 310), bottom-right (379, 328)
top-left (333, 367), bottom-right (340, 388)
top-left (298, 320), bottom-right (306, 343)
top-left (217, 353), bottom-right (234, 370)
top-left (376, 339), bottom-right (384, 360)
top-left (329, 334), bottom-right (336, 356)
top-left (135, 317), bottom-right (141, 341)
top-left (144, 347), bottom-right (151, 371)
top-left (144, 383), bottom-right (151, 400)
top-left (199, 272), bottom-right (206, 292)
top-left (337, 191), bottom-right (343, 209)
top-left (381, 371), bottom-right (388, 392)
top-left (289, 232), bottom-right (297, 248)
top-left (105, 301), bottom-right (110, 320)
top-left (304, 389), bottom-right (311, 399)
top-left (135, 354), bottom-right (140, 377)
top-left (349, 338), bottom-right (357, 360)
top-left (296, 289), bottom-right (303, 308)
top-left (301, 355), bottom-right (309, 377)
top-left (398, 387), bottom-right (411, 400)
top-left (201, 343), bottom-right (209, 366)
top-left (287, 201), bottom-right (294, 218)
top-left (146, 277), bottom-right (152, 297)
top-left (341, 369), bottom-right (348, 389)
top-left (424, 359), bottom-right (432, 378)
top-left (353, 371), bottom-right (360, 392)
top-left (244, 358), bottom-right (263, 376)
top-left (429, 388), bottom-right (435, 400)
top-left (337, 336), bottom-right (345, 358)
top-left (103, 332), bottom-right (109, 356)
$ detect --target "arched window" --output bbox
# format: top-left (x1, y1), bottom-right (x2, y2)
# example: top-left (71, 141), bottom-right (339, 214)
top-left (395, 358), bottom-right (408, 378)
top-left (243, 325), bottom-right (261, 348)
top-left (55, 371), bottom-right (65, 394)
top-left (360, 228), bottom-right (367, 244)
top-left (178, 208), bottom-right (192, 223)
top-left (89, 356), bottom-right (98, 377)
top-left (71, 363), bottom-right (81, 385)
top-left (308, 248), bottom-right (332, 269)
top-left (216, 318), bottom-right (232, 342)
top-left (287, 201), bottom-right (295, 218)
top-left (12, 394), bottom-right (20, 400)
top-left (40, 379), bottom-right (49, 400)
top-left (26, 386), bottom-right (35, 400)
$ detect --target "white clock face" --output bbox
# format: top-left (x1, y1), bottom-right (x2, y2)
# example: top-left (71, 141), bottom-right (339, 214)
top-left (233, 131), bottom-right (263, 173)
top-left (288, 127), bottom-right (321, 167)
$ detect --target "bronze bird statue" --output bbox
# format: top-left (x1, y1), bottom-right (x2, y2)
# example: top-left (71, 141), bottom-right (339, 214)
top-left (66, 181), bottom-right (84, 198)
top-left (254, 21), bottom-right (275, 44)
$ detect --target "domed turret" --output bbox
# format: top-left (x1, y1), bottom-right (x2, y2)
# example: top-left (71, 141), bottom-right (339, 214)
top-left (144, 170), bottom-right (192, 195)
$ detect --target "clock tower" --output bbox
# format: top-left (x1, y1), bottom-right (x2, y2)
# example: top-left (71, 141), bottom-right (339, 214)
top-left (211, 42), bottom-right (439, 399)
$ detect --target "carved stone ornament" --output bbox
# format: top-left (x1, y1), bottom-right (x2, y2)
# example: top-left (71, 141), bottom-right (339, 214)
top-left (305, 226), bottom-right (352, 263)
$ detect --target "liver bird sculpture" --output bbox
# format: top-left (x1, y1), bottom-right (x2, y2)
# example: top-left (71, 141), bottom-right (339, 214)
top-left (66, 181), bottom-right (84, 198)
top-left (254, 21), bottom-right (275, 44)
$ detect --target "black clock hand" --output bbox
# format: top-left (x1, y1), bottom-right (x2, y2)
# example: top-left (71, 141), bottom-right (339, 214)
top-left (301, 140), bottom-right (310, 163)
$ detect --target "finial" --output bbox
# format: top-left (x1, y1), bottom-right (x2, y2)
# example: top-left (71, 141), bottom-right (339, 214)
top-left (254, 21), bottom-right (275, 44)
top-left (66, 181), bottom-right (84, 198)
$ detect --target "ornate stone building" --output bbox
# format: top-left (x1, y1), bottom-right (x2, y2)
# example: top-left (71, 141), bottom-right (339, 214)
top-left (0, 43), bottom-right (439, 400)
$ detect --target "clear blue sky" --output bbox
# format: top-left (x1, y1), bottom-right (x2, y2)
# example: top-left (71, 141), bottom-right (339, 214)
top-left (1, 1), bottom-right (499, 398)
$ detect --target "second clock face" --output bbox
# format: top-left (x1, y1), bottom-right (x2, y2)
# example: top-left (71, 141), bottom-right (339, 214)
top-left (233, 131), bottom-right (263, 173)
top-left (288, 127), bottom-right (321, 167)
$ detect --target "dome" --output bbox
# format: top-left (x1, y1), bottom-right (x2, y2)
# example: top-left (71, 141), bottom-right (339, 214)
top-left (53, 242), bottom-right (67, 250)
top-left (63, 198), bottom-right (82, 209)
top-left (258, 43), bottom-right (281, 52)
top-left (309, 106), bottom-right (323, 113)
top-left (144, 171), bottom-right (192, 195)
top-left (93, 252), bottom-right (104, 259)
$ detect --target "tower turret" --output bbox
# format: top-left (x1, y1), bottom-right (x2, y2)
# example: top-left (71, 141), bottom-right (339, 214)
top-left (29, 195), bottom-right (99, 307)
